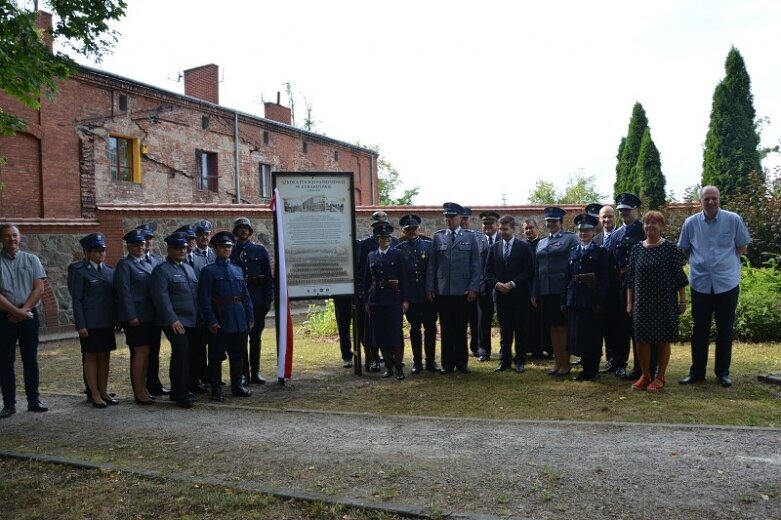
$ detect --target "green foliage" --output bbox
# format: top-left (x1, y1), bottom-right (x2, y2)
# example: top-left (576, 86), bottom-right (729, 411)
top-left (528, 174), bottom-right (604, 204)
top-left (633, 127), bottom-right (666, 209)
top-left (614, 102), bottom-right (648, 196)
top-left (679, 258), bottom-right (781, 342)
top-left (300, 299), bottom-right (338, 337)
top-left (356, 142), bottom-right (418, 205)
top-left (724, 170), bottom-right (781, 266)
top-left (702, 47), bottom-right (763, 198)
top-left (0, 0), bottom-right (127, 135)
top-left (528, 179), bottom-right (557, 205)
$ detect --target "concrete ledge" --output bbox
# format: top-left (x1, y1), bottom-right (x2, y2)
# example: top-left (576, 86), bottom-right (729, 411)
top-left (757, 372), bottom-right (781, 385)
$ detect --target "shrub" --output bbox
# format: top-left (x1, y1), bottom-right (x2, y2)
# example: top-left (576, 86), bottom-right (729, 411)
top-left (300, 299), bottom-right (338, 337)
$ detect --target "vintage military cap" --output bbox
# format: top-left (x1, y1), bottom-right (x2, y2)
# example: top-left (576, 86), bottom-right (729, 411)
top-left (209, 231), bottom-right (235, 247)
top-left (175, 225), bottom-right (197, 239)
top-left (584, 203), bottom-right (603, 217)
top-left (122, 229), bottom-right (146, 244)
top-left (370, 211), bottom-right (390, 227)
top-left (574, 213), bottom-right (598, 229)
top-left (399, 214), bottom-right (422, 229)
top-left (135, 222), bottom-right (157, 238)
top-left (79, 233), bottom-right (106, 250)
top-left (479, 211), bottom-right (500, 223)
top-left (461, 207), bottom-right (472, 217)
top-left (164, 232), bottom-right (189, 247)
top-left (442, 202), bottom-right (465, 216)
top-left (372, 222), bottom-right (394, 237)
top-left (543, 206), bottom-right (567, 221)
top-left (194, 219), bottom-right (212, 234)
top-left (232, 217), bottom-right (254, 235)
top-left (615, 193), bottom-right (641, 210)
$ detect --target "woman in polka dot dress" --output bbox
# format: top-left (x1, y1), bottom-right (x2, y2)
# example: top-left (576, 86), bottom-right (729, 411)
top-left (624, 211), bottom-right (688, 391)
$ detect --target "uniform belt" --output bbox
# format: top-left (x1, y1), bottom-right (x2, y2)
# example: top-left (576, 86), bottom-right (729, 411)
top-left (247, 275), bottom-right (267, 287)
top-left (217, 296), bottom-right (244, 305)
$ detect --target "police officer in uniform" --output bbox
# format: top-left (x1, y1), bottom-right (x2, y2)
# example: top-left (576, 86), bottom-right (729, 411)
top-left (176, 225), bottom-right (208, 277)
top-left (426, 202), bottom-right (481, 374)
top-left (150, 232), bottom-right (199, 408)
top-left (198, 231), bottom-right (254, 401)
top-left (532, 207), bottom-right (580, 376)
top-left (364, 222), bottom-right (409, 379)
top-left (564, 214), bottom-right (609, 381)
top-left (356, 211), bottom-right (400, 372)
top-left (397, 214), bottom-right (438, 374)
top-left (135, 222), bottom-right (168, 396)
top-left (193, 220), bottom-right (217, 265)
top-left (608, 193), bottom-right (649, 380)
top-left (68, 233), bottom-right (118, 408)
top-left (114, 229), bottom-right (157, 405)
top-left (460, 207), bottom-right (485, 358)
top-left (230, 217), bottom-right (273, 385)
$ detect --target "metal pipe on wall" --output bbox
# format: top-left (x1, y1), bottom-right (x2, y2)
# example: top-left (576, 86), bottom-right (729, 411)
top-left (234, 111), bottom-right (241, 203)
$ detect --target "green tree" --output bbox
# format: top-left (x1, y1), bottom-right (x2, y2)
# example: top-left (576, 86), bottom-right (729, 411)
top-left (0, 0), bottom-right (127, 135)
top-left (356, 142), bottom-right (418, 205)
top-left (559, 174), bottom-right (605, 204)
top-left (632, 127), bottom-right (666, 209)
top-left (702, 47), bottom-right (763, 199)
top-left (528, 179), bottom-right (557, 205)
top-left (614, 102), bottom-right (648, 196)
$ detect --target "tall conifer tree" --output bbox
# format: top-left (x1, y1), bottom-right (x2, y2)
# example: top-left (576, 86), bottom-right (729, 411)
top-left (614, 102), bottom-right (648, 196)
top-left (702, 47), bottom-right (763, 198)
top-left (633, 127), bottom-right (666, 209)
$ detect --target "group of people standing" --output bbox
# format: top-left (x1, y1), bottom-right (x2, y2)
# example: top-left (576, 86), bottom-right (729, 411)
top-left (343, 185), bottom-right (750, 391)
top-left (0, 218), bottom-right (274, 418)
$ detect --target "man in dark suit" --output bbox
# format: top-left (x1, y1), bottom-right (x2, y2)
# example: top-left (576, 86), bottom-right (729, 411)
top-left (477, 211), bottom-right (500, 361)
top-left (485, 215), bottom-right (535, 373)
top-left (592, 204), bottom-right (619, 373)
top-left (425, 202), bottom-right (481, 374)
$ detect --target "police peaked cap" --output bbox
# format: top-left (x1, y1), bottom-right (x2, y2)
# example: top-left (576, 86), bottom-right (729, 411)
top-left (479, 211), bottom-right (500, 223)
top-left (135, 222), bottom-right (157, 238)
top-left (584, 203), bottom-right (603, 217)
top-left (543, 206), bottom-right (566, 221)
top-left (461, 207), bottom-right (472, 217)
top-left (615, 192), bottom-right (641, 210)
top-left (175, 225), bottom-right (197, 239)
top-left (80, 233), bottom-right (106, 250)
top-left (399, 214), bottom-right (422, 229)
top-left (370, 211), bottom-right (390, 227)
top-left (122, 229), bottom-right (146, 244)
top-left (210, 231), bottom-right (235, 247)
top-left (194, 219), bottom-right (213, 234)
top-left (442, 202), bottom-right (465, 216)
top-left (373, 222), bottom-right (394, 237)
top-left (574, 213), bottom-right (598, 229)
top-left (164, 232), bottom-right (189, 247)
top-left (233, 217), bottom-right (254, 235)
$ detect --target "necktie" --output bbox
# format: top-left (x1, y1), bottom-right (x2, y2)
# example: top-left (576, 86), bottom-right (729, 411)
top-left (604, 232), bottom-right (612, 250)
top-left (451, 231), bottom-right (456, 244)
top-left (488, 235), bottom-right (494, 246)
top-left (504, 241), bottom-right (510, 259)
top-left (144, 253), bottom-right (151, 264)
top-left (188, 253), bottom-right (194, 266)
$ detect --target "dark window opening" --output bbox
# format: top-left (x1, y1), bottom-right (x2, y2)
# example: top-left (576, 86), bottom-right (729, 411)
top-left (263, 131), bottom-right (269, 145)
top-left (302, 141), bottom-right (308, 154)
top-left (201, 116), bottom-right (209, 130)
top-left (118, 94), bottom-right (128, 112)
top-left (109, 136), bottom-right (133, 182)
top-left (259, 163), bottom-right (271, 199)
top-left (196, 150), bottom-right (218, 192)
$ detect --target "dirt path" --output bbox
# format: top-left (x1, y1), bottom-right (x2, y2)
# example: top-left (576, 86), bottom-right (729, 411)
top-left (1, 394), bottom-right (779, 519)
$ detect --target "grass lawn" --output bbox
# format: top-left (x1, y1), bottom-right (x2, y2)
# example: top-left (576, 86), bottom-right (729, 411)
top-left (34, 327), bottom-right (781, 427)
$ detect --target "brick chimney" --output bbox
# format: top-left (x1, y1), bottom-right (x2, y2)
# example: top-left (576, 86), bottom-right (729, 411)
top-left (264, 92), bottom-right (292, 125)
top-left (36, 11), bottom-right (54, 52)
top-left (183, 64), bottom-right (219, 104)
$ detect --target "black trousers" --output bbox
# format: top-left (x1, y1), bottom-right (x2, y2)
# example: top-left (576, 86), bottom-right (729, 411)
top-left (405, 301), bottom-right (437, 365)
top-left (496, 298), bottom-right (529, 366)
top-left (467, 299), bottom-right (479, 354)
top-left (333, 295), bottom-right (353, 361)
top-left (690, 285), bottom-right (739, 378)
top-left (190, 326), bottom-right (207, 389)
top-left (162, 326), bottom-right (198, 402)
top-left (602, 286), bottom-right (622, 363)
top-left (477, 291), bottom-right (494, 357)
top-left (208, 331), bottom-right (246, 385)
top-left (526, 302), bottom-right (550, 355)
top-left (613, 276), bottom-right (635, 369)
top-left (437, 295), bottom-right (469, 371)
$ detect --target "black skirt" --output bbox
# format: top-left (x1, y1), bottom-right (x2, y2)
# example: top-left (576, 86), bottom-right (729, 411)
top-left (370, 304), bottom-right (404, 348)
top-left (540, 294), bottom-right (567, 327)
top-left (79, 327), bottom-right (117, 353)
top-left (122, 322), bottom-right (159, 348)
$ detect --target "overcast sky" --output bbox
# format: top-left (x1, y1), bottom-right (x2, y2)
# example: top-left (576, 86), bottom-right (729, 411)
top-left (63, 0), bottom-right (781, 206)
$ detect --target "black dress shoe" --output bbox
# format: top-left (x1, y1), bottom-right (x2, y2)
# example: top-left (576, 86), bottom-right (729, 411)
top-left (410, 363), bottom-right (422, 374)
top-left (103, 398), bottom-right (119, 406)
top-left (515, 364), bottom-right (526, 373)
top-left (440, 367), bottom-right (454, 375)
top-left (573, 372), bottom-right (598, 381)
top-left (717, 375), bottom-right (733, 387)
top-left (456, 365), bottom-right (471, 374)
top-left (395, 367), bottom-right (405, 380)
top-left (134, 398), bottom-right (155, 406)
top-left (342, 360), bottom-right (353, 368)
top-left (231, 385), bottom-right (252, 397)
top-left (494, 363), bottom-right (510, 372)
top-left (621, 369), bottom-right (640, 381)
top-left (614, 367), bottom-right (628, 379)
top-left (250, 373), bottom-right (266, 385)
top-left (478, 355), bottom-right (491, 362)
top-left (679, 375), bottom-right (705, 385)
top-left (148, 386), bottom-right (170, 396)
top-left (381, 368), bottom-right (393, 378)
top-left (27, 399), bottom-right (48, 412)
top-left (211, 391), bottom-right (224, 402)
top-left (0, 405), bottom-right (16, 419)
top-left (191, 382), bottom-right (209, 394)
top-left (92, 401), bottom-right (108, 409)
top-left (175, 399), bottom-right (194, 408)
top-left (425, 362), bottom-right (441, 372)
